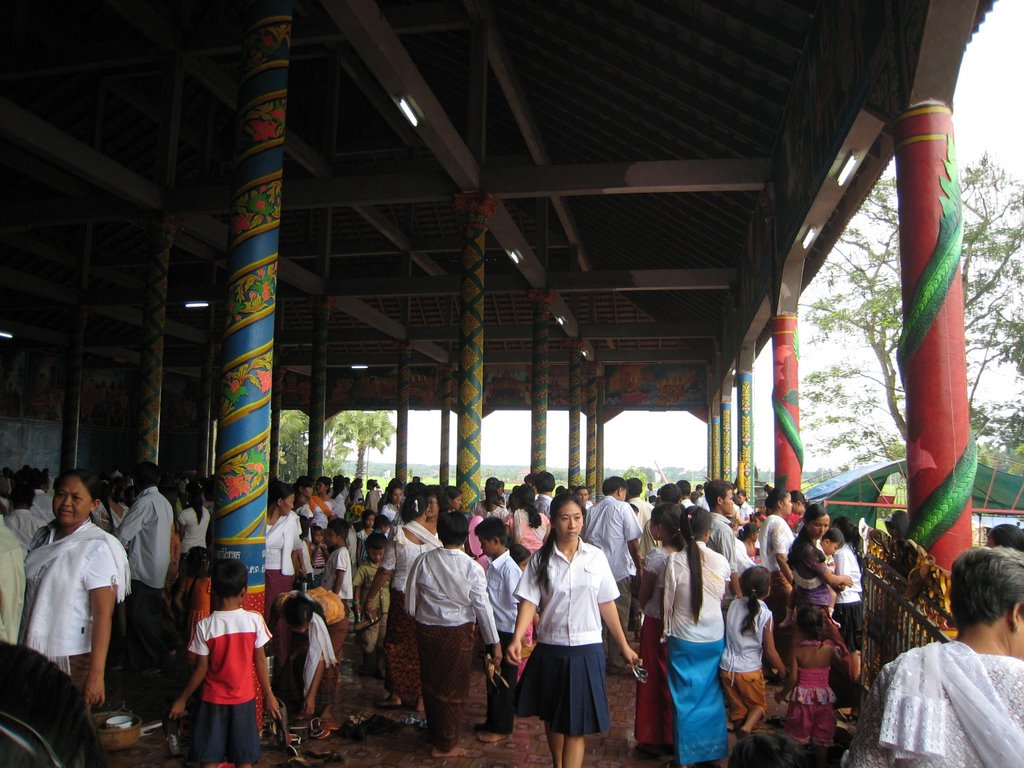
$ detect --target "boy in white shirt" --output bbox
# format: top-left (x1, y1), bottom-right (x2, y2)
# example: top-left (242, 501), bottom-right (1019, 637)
top-left (474, 517), bottom-right (521, 742)
top-left (321, 519), bottom-right (353, 655)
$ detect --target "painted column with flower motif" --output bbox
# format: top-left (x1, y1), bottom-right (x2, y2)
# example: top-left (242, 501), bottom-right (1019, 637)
top-left (439, 364), bottom-right (453, 486)
top-left (772, 314), bottom-right (803, 492)
top-left (586, 364), bottom-right (598, 494)
top-left (737, 370), bottom-right (754, 497)
top-left (214, 0), bottom-right (292, 624)
top-left (396, 342), bottom-right (412, 483)
top-left (454, 192), bottom-right (495, 512)
top-left (528, 290), bottom-right (552, 475)
top-left (308, 297), bottom-right (329, 479)
top-left (568, 341), bottom-right (584, 489)
top-left (720, 399), bottom-right (733, 481)
top-left (894, 104), bottom-right (975, 567)
top-left (61, 306), bottom-right (88, 469)
top-left (529, 289), bottom-right (554, 474)
top-left (137, 213), bottom-right (183, 464)
top-left (268, 307), bottom-right (285, 479)
top-left (596, 373), bottom-right (605, 492)
top-left (710, 414), bottom-right (721, 480)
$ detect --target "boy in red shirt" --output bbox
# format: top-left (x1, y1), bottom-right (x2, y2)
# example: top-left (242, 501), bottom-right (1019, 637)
top-left (169, 559), bottom-right (280, 768)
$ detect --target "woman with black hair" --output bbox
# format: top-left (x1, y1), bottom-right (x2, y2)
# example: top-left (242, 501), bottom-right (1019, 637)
top-left (264, 480), bottom-right (304, 633)
top-left (178, 481), bottom-right (210, 556)
top-left (662, 506), bottom-right (731, 767)
top-left (508, 493), bottom-right (639, 768)
top-left (360, 487), bottom-right (442, 710)
top-left (830, 516), bottom-right (865, 681)
top-left (758, 487), bottom-right (797, 631)
top-left (506, 485), bottom-right (550, 553)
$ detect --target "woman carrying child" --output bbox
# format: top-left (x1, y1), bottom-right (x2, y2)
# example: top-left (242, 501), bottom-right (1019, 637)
top-left (405, 511), bottom-right (501, 758)
top-left (720, 566), bottom-right (787, 738)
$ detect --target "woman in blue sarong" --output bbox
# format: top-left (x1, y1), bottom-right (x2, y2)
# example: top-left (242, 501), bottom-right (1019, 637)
top-left (662, 506), bottom-right (731, 767)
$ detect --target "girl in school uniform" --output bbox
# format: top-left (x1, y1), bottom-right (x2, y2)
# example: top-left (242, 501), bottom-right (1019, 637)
top-left (508, 492), bottom-right (640, 768)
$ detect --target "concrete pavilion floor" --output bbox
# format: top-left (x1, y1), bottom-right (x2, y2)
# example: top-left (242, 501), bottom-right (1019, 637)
top-left (101, 633), bottom-right (854, 767)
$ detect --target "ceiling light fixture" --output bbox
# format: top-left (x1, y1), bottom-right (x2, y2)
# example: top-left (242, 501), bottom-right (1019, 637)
top-left (0, 331), bottom-right (12, 339)
top-left (507, 249), bottom-right (520, 264)
top-left (397, 97), bottom-right (419, 127)
top-left (801, 227), bottom-right (818, 250)
top-left (184, 301), bottom-right (209, 309)
top-left (351, 364), bottom-right (368, 370)
top-left (837, 153), bottom-right (859, 186)
top-left (556, 316), bottom-right (565, 326)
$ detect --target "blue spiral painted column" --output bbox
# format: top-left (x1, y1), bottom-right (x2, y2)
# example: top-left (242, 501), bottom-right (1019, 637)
top-left (214, 0), bottom-right (293, 621)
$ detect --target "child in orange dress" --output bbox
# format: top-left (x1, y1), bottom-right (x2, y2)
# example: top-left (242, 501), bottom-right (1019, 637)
top-left (175, 547), bottom-right (212, 665)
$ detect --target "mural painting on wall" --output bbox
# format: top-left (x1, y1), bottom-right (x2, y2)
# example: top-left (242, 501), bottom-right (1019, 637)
top-left (162, 373), bottom-right (199, 430)
top-left (281, 367), bottom-right (458, 413)
top-left (24, 351), bottom-right (65, 422)
top-left (80, 369), bottom-right (135, 428)
top-left (603, 364), bottom-right (707, 412)
top-left (482, 365), bottom-right (570, 413)
top-left (0, 351), bottom-right (25, 418)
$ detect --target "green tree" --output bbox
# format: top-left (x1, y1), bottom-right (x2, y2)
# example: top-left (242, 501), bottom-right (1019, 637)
top-left (622, 465), bottom-right (654, 484)
top-left (330, 411), bottom-right (396, 479)
top-left (803, 157), bottom-right (1024, 465)
top-left (278, 410), bottom-right (309, 480)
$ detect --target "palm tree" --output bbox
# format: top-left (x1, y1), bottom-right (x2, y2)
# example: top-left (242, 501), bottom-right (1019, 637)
top-left (330, 411), bottom-right (396, 479)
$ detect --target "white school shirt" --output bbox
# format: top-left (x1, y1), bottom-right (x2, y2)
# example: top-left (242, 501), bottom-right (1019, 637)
top-left (404, 547), bottom-right (499, 645)
top-left (641, 546), bottom-right (670, 619)
top-left (379, 503), bottom-right (401, 524)
top-left (381, 522), bottom-right (442, 592)
top-left (321, 546), bottom-right (353, 599)
top-left (486, 550), bottom-right (522, 634)
top-left (581, 496), bottom-right (643, 582)
top-left (515, 540), bottom-right (619, 646)
top-left (735, 545), bottom-right (758, 575)
top-left (662, 542), bottom-right (731, 643)
top-left (833, 545), bottom-right (863, 604)
top-left (265, 512), bottom-right (303, 575)
top-left (758, 515), bottom-right (795, 573)
top-left (720, 598), bottom-right (773, 674)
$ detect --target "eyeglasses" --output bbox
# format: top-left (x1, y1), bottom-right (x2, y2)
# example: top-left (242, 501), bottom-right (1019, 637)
top-left (0, 711), bottom-right (65, 767)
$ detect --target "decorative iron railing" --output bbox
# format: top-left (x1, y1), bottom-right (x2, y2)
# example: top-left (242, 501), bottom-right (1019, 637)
top-left (861, 529), bottom-right (955, 690)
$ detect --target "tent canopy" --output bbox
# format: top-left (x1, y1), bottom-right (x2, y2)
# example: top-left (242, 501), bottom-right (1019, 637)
top-left (806, 460), bottom-right (1024, 527)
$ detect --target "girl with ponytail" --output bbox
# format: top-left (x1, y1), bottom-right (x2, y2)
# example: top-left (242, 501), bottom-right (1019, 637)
top-left (662, 506), bottom-right (732, 766)
top-left (719, 566), bottom-right (788, 737)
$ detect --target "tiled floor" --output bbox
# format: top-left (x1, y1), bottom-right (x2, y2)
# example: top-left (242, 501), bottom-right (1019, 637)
top-left (103, 639), bottom-right (852, 767)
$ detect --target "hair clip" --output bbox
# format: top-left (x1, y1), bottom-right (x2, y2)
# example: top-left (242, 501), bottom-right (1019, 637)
top-left (414, 499), bottom-right (419, 514)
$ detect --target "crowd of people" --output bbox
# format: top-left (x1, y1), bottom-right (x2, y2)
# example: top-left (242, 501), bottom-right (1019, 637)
top-left (2, 462), bottom-right (1024, 768)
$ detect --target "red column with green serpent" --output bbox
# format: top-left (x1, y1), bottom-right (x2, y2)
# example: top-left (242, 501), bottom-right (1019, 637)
top-left (586, 364), bottom-right (598, 494)
top-left (454, 192), bottom-right (495, 512)
top-left (720, 400), bottom-right (733, 482)
top-left (894, 104), bottom-right (975, 568)
top-left (568, 342), bottom-right (583, 489)
top-left (738, 371), bottom-right (754, 496)
top-left (529, 290), bottom-right (554, 474)
top-left (772, 314), bottom-right (803, 492)
top-left (215, 0), bottom-right (292, 622)
top-left (137, 213), bottom-right (182, 464)
top-left (307, 297), bottom-right (329, 479)
top-left (439, 364), bottom-right (453, 486)
top-left (396, 342), bottom-right (412, 483)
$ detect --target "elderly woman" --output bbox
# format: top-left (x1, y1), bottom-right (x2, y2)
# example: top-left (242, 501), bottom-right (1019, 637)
top-left (20, 468), bottom-right (130, 706)
top-left (360, 485), bottom-right (443, 710)
top-left (843, 546), bottom-right (1024, 767)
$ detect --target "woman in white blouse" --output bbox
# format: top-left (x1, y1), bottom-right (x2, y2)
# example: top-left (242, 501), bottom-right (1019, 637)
top-left (177, 481), bottom-right (210, 555)
top-left (662, 506), bottom-right (731, 767)
top-left (265, 480), bottom-right (305, 659)
top-left (508, 493), bottom-right (639, 768)
top-left (757, 487), bottom-right (796, 629)
top-left (360, 486), bottom-right (442, 710)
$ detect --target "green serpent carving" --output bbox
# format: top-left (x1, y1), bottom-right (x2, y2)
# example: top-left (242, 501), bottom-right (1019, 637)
top-left (897, 136), bottom-right (963, 366)
top-left (772, 395), bottom-right (805, 470)
top-left (906, 434), bottom-right (977, 548)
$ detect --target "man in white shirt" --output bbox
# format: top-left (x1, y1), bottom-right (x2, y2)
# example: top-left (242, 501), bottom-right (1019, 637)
top-left (533, 471), bottom-right (555, 516)
top-left (116, 461), bottom-right (173, 673)
top-left (576, 485), bottom-right (594, 510)
top-left (735, 488), bottom-right (754, 523)
top-left (581, 476), bottom-right (642, 672)
top-left (677, 479), bottom-right (695, 509)
top-left (703, 480), bottom-right (741, 599)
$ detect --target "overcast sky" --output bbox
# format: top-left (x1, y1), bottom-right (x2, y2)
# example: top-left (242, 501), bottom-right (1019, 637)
top-left (361, 1), bottom-right (1023, 478)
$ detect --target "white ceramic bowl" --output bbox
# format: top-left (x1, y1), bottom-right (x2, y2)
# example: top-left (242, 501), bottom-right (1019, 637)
top-left (105, 715), bottom-right (134, 730)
